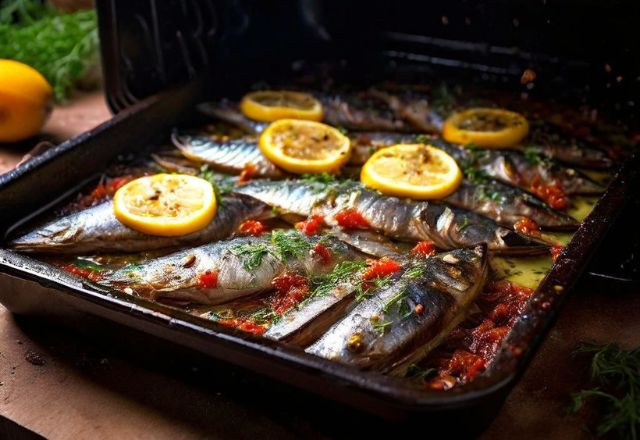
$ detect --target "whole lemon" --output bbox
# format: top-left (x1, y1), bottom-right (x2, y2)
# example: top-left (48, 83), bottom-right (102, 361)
top-left (0, 59), bottom-right (53, 143)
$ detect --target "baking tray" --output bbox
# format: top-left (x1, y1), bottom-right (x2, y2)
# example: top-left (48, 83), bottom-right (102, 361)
top-left (1, 0), bottom-right (639, 433)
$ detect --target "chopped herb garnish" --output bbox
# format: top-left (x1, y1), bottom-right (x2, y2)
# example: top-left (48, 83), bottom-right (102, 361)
top-left (569, 342), bottom-right (640, 439)
top-left (415, 134), bottom-right (431, 144)
top-left (310, 260), bottom-right (367, 298)
top-left (371, 319), bottom-right (393, 334)
top-left (458, 216), bottom-right (470, 231)
top-left (405, 266), bottom-right (425, 280)
top-left (405, 364), bottom-right (436, 380)
top-left (300, 173), bottom-right (336, 185)
top-left (270, 229), bottom-right (311, 261)
top-left (231, 241), bottom-right (271, 271)
top-left (465, 167), bottom-right (490, 184)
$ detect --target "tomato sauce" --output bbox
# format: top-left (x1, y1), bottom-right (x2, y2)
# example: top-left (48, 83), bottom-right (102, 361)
top-left (295, 214), bottom-right (325, 236)
top-left (271, 273), bottom-right (310, 315)
top-left (411, 241), bottom-right (437, 257)
top-left (238, 220), bottom-right (266, 236)
top-left (217, 318), bottom-right (266, 336)
top-left (362, 257), bottom-right (402, 281)
top-left (238, 163), bottom-right (258, 183)
top-left (530, 177), bottom-right (568, 210)
top-left (334, 208), bottom-right (370, 229)
top-left (65, 175), bottom-right (134, 212)
top-left (425, 280), bottom-right (534, 389)
top-left (312, 243), bottom-right (332, 265)
top-left (550, 244), bottom-right (564, 262)
top-left (60, 264), bottom-right (102, 282)
top-left (198, 271), bottom-right (218, 289)
top-left (513, 217), bottom-right (541, 237)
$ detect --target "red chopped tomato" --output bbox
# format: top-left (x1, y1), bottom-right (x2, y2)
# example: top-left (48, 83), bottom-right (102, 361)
top-left (445, 350), bottom-right (486, 382)
top-left (334, 208), bottom-right (370, 229)
top-left (312, 243), bottom-right (331, 265)
top-left (530, 177), bottom-right (568, 210)
top-left (198, 271), bottom-right (218, 289)
top-left (238, 220), bottom-right (266, 236)
top-left (362, 257), bottom-right (401, 281)
top-left (411, 241), bottom-right (437, 257)
top-left (295, 214), bottom-right (325, 236)
top-left (67, 175), bottom-right (135, 212)
top-left (472, 326), bottom-right (510, 362)
top-left (217, 319), bottom-right (266, 336)
top-left (60, 264), bottom-right (102, 282)
top-left (550, 243), bottom-right (564, 262)
top-left (514, 217), bottom-right (541, 237)
top-left (271, 273), bottom-right (310, 315)
top-left (238, 163), bottom-right (258, 183)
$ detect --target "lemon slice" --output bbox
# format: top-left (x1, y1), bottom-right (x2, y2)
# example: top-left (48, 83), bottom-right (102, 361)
top-left (240, 90), bottom-right (323, 122)
top-left (259, 119), bottom-right (351, 174)
top-left (113, 174), bottom-right (216, 236)
top-left (442, 108), bottom-right (529, 148)
top-left (361, 144), bottom-right (462, 200)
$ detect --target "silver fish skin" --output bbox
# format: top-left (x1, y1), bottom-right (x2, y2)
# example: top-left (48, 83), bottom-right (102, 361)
top-left (317, 91), bottom-right (413, 132)
top-left (427, 138), bottom-right (604, 195)
top-left (366, 89), bottom-right (444, 133)
top-left (264, 263), bottom-right (376, 346)
top-left (171, 132), bottom-right (284, 178)
top-left (10, 195), bottom-right (269, 254)
top-left (446, 180), bottom-right (578, 230)
top-left (306, 245), bottom-right (488, 371)
top-left (102, 231), bottom-right (360, 305)
top-left (198, 101), bottom-right (268, 135)
top-left (233, 180), bottom-right (548, 255)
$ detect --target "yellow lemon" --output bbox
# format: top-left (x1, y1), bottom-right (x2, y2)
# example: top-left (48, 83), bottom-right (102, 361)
top-left (361, 143), bottom-right (462, 200)
top-left (442, 108), bottom-right (529, 148)
top-left (259, 119), bottom-right (351, 174)
top-left (240, 90), bottom-right (323, 122)
top-left (113, 174), bottom-right (216, 236)
top-left (0, 59), bottom-right (53, 143)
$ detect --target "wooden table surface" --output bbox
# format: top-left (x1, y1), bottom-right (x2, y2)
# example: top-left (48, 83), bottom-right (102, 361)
top-left (1, 91), bottom-right (638, 439)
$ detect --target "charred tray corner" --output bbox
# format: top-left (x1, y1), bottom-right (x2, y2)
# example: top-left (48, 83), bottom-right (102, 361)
top-left (0, 0), bottom-right (639, 429)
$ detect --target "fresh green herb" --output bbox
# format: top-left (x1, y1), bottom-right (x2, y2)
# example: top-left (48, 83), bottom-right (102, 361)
top-left (310, 260), bottom-right (367, 298)
top-left (415, 134), bottom-right (431, 144)
top-left (382, 288), bottom-right (408, 313)
top-left (523, 146), bottom-right (543, 165)
top-left (371, 319), bottom-right (393, 334)
top-left (198, 164), bottom-right (233, 199)
top-left (270, 230), bottom-right (311, 261)
top-left (300, 173), bottom-right (336, 185)
top-left (405, 364), bottom-right (436, 380)
top-left (464, 167), bottom-right (490, 184)
top-left (458, 216), bottom-right (470, 231)
top-left (231, 242), bottom-right (271, 271)
top-left (0, 0), bottom-right (99, 101)
top-left (271, 205), bottom-right (280, 215)
top-left (74, 258), bottom-right (102, 272)
top-left (430, 84), bottom-right (457, 114)
top-left (336, 126), bottom-right (349, 135)
top-left (355, 274), bottom-right (394, 302)
top-left (405, 266), bottom-right (425, 280)
top-left (248, 307), bottom-right (278, 325)
top-left (569, 342), bottom-right (640, 439)
top-left (475, 185), bottom-right (506, 203)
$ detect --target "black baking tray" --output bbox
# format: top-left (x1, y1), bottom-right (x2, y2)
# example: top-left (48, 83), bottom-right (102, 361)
top-left (1, 0), bottom-right (638, 434)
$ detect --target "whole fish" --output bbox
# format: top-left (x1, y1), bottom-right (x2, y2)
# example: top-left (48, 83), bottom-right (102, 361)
top-left (306, 245), bottom-right (488, 371)
top-left (102, 231), bottom-right (361, 305)
top-left (234, 180), bottom-right (548, 255)
top-left (171, 132), bottom-right (284, 178)
top-left (168, 133), bottom-right (575, 229)
top-left (10, 195), bottom-right (269, 254)
top-left (351, 132), bottom-right (604, 195)
top-left (198, 100), bottom-right (268, 135)
top-left (198, 90), bottom-right (413, 134)
top-left (523, 121), bottom-right (614, 169)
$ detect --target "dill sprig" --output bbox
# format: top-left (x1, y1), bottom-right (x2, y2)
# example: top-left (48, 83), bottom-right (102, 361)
top-left (310, 260), bottom-right (367, 298)
top-left (230, 241), bottom-right (270, 271)
top-left (270, 229), bottom-right (311, 261)
top-left (569, 342), bottom-right (640, 439)
top-left (0, 0), bottom-right (99, 101)
top-left (231, 230), bottom-right (312, 271)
